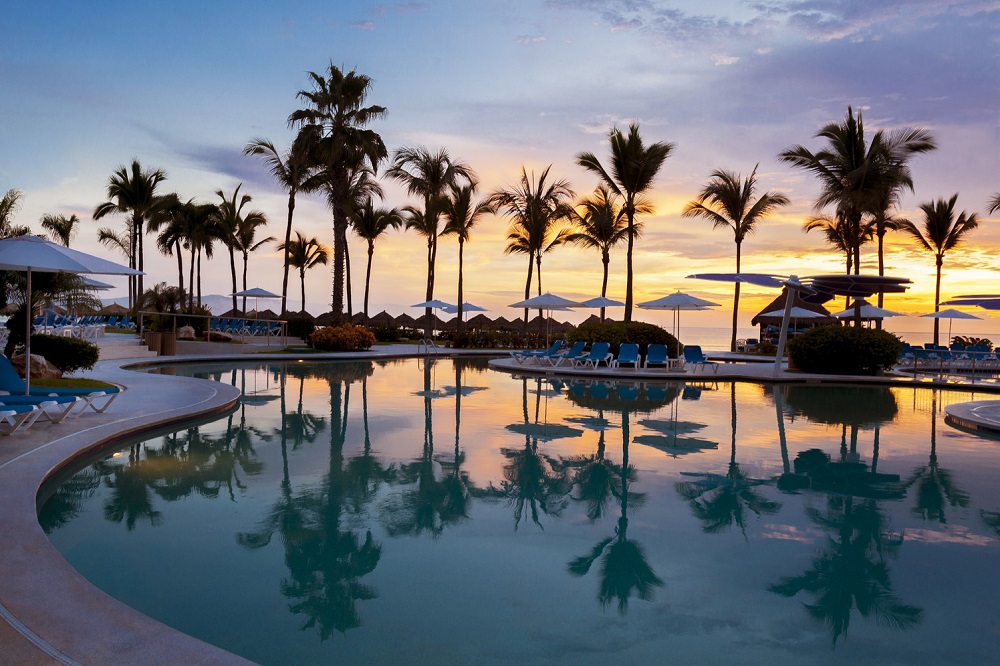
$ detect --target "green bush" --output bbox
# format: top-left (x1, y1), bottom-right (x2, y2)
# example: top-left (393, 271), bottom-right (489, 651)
top-left (309, 324), bottom-right (375, 351)
top-left (369, 322), bottom-right (401, 342)
top-left (567, 321), bottom-right (677, 356)
top-left (286, 314), bottom-right (316, 339)
top-left (30, 334), bottom-right (100, 373)
top-left (787, 325), bottom-right (901, 375)
top-left (178, 306), bottom-right (213, 337)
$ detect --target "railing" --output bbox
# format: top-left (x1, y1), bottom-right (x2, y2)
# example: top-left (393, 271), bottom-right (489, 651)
top-left (136, 311), bottom-right (288, 347)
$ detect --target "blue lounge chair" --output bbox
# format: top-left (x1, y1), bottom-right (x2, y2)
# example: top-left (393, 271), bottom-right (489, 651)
top-left (0, 356), bottom-right (122, 415)
top-left (644, 343), bottom-right (669, 368)
top-left (510, 340), bottom-right (563, 364)
top-left (610, 343), bottom-right (640, 369)
top-left (549, 341), bottom-right (587, 367)
top-left (0, 403), bottom-right (46, 435)
top-left (576, 342), bottom-right (612, 368)
top-left (0, 394), bottom-right (80, 423)
top-left (683, 345), bottom-right (718, 373)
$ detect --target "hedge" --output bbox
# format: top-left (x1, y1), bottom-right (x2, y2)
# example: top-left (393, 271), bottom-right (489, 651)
top-left (567, 321), bottom-right (678, 356)
top-left (309, 324), bottom-right (375, 351)
top-left (787, 325), bottom-right (901, 375)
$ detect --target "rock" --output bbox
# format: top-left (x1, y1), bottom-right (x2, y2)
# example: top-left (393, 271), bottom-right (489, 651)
top-left (205, 330), bottom-right (234, 343)
top-left (10, 354), bottom-right (63, 379)
top-left (177, 325), bottom-right (196, 340)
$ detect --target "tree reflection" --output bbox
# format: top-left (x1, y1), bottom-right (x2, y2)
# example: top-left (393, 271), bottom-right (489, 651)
top-left (239, 361), bottom-right (383, 638)
top-left (769, 496), bottom-right (922, 645)
top-left (903, 391), bottom-right (969, 523)
top-left (676, 384), bottom-right (780, 538)
top-left (568, 397), bottom-right (663, 614)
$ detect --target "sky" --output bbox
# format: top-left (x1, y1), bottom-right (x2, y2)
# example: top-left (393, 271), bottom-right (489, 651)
top-left (2, 0), bottom-right (999, 336)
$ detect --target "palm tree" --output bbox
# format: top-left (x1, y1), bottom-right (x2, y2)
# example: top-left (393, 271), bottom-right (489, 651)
top-left (387, 146), bottom-right (474, 333)
top-left (803, 209), bottom-right (873, 278)
top-left (233, 211), bottom-right (274, 314)
top-left (896, 195), bottom-right (979, 345)
top-left (339, 165), bottom-right (384, 319)
top-left (683, 166), bottom-right (789, 351)
top-left (93, 160), bottom-right (169, 306)
top-left (39, 213), bottom-right (80, 246)
top-left (289, 64), bottom-right (387, 325)
top-left (780, 106), bottom-right (936, 277)
top-left (0, 189), bottom-right (31, 237)
top-left (148, 194), bottom-right (188, 299)
top-left (279, 231), bottom-right (329, 312)
top-left (490, 165), bottom-right (575, 329)
top-left (989, 193), bottom-right (1000, 214)
top-left (576, 122), bottom-right (675, 321)
top-left (565, 185), bottom-right (633, 321)
top-left (244, 131), bottom-right (318, 315)
top-left (441, 181), bottom-right (494, 331)
top-left (350, 198), bottom-right (402, 324)
top-left (215, 184), bottom-right (265, 313)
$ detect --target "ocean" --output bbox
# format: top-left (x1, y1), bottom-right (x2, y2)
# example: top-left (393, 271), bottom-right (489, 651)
top-left (682, 326), bottom-right (1000, 352)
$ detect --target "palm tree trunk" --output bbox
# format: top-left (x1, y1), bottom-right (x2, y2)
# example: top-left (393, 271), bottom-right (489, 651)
top-left (523, 253), bottom-right (534, 334)
top-left (135, 214), bottom-right (145, 307)
top-left (188, 247), bottom-right (196, 311)
top-left (281, 191), bottom-right (295, 315)
top-left (457, 239), bottom-right (465, 334)
top-left (732, 241), bottom-right (742, 353)
top-left (242, 252), bottom-right (249, 314)
top-left (424, 238), bottom-right (434, 340)
top-left (175, 241), bottom-right (184, 304)
top-left (197, 248), bottom-right (203, 308)
top-left (301, 267), bottom-right (307, 312)
top-left (364, 243), bottom-right (374, 326)
top-left (331, 204), bottom-right (347, 325)
top-left (876, 229), bottom-right (886, 324)
top-left (536, 253), bottom-right (544, 338)
top-left (934, 255), bottom-right (943, 346)
top-left (625, 210), bottom-right (635, 322)
top-left (229, 248), bottom-right (238, 314)
top-left (345, 240), bottom-right (353, 319)
top-left (600, 251), bottom-right (610, 322)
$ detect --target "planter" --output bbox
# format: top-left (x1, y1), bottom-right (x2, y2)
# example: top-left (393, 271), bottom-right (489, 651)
top-left (145, 332), bottom-right (162, 353)
top-left (159, 332), bottom-right (177, 356)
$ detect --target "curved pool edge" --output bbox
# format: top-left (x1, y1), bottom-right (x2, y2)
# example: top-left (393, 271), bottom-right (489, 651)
top-left (0, 356), bottom-right (249, 666)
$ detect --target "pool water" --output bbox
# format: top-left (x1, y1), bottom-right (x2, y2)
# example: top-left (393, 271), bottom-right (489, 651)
top-left (38, 358), bottom-right (1000, 664)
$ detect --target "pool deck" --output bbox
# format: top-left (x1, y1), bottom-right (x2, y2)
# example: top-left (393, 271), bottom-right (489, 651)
top-left (4, 340), bottom-right (1000, 665)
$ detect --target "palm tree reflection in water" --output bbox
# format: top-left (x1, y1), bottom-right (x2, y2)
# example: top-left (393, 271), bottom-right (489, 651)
top-left (567, 381), bottom-right (665, 614)
top-left (903, 391), bottom-right (969, 523)
top-left (769, 385), bottom-right (923, 645)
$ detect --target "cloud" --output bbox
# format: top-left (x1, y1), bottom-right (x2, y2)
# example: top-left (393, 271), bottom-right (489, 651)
top-left (351, 20), bottom-right (376, 30)
top-left (516, 35), bottom-right (546, 45)
top-left (712, 53), bottom-right (740, 65)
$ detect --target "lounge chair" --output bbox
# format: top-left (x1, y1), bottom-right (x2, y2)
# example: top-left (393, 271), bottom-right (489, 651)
top-left (683, 345), bottom-right (718, 373)
top-left (0, 404), bottom-right (45, 435)
top-left (510, 340), bottom-right (563, 364)
top-left (0, 394), bottom-right (80, 423)
top-left (644, 343), bottom-right (669, 368)
top-left (0, 356), bottom-right (122, 415)
top-left (548, 341), bottom-right (587, 367)
top-left (610, 343), bottom-right (640, 369)
top-left (576, 342), bottom-right (612, 369)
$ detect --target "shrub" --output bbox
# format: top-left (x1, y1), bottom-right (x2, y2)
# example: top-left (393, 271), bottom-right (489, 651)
top-left (787, 325), bottom-right (901, 375)
top-left (567, 321), bottom-right (678, 356)
top-left (369, 322), bottom-right (401, 342)
top-left (30, 334), bottom-right (100, 373)
top-left (309, 324), bottom-right (375, 351)
top-left (285, 314), bottom-right (316, 339)
top-left (953, 335), bottom-right (993, 351)
top-left (178, 306), bottom-right (212, 337)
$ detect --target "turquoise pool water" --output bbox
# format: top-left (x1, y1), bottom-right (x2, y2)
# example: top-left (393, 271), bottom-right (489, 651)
top-left (38, 358), bottom-right (1000, 664)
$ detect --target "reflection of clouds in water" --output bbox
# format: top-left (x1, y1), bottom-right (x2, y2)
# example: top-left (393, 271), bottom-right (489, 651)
top-left (903, 526), bottom-right (994, 547)
top-left (760, 523), bottom-right (821, 543)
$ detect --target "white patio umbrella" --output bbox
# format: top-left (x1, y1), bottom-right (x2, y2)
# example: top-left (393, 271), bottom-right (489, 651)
top-left (412, 299), bottom-right (454, 347)
top-left (758, 306), bottom-right (830, 333)
top-left (0, 235), bottom-right (142, 393)
top-left (232, 287), bottom-right (280, 317)
top-left (581, 296), bottom-right (624, 321)
top-left (921, 308), bottom-right (983, 343)
top-left (509, 292), bottom-right (584, 344)
top-left (441, 302), bottom-right (488, 321)
top-left (637, 291), bottom-right (720, 353)
top-left (831, 299), bottom-right (903, 320)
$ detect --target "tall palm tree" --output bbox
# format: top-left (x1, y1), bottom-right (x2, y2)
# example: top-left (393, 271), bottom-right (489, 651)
top-left (147, 194), bottom-right (188, 300)
top-left (233, 212), bottom-right (274, 314)
top-left (350, 198), bottom-right (402, 324)
top-left (804, 210), bottom-right (874, 277)
top-left (565, 185), bottom-right (633, 321)
top-left (387, 146), bottom-right (474, 332)
top-left (244, 130), bottom-right (318, 315)
top-left (93, 160), bottom-right (169, 306)
top-left (896, 195), bottom-right (979, 346)
top-left (683, 166), bottom-right (790, 351)
top-left (289, 64), bottom-right (386, 325)
top-left (490, 165), bottom-right (575, 329)
top-left (279, 231), bottom-right (329, 313)
top-left (339, 165), bottom-right (384, 319)
top-left (577, 122), bottom-right (675, 321)
top-left (989, 193), bottom-right (1000, 215)
top-left (441, 181), bottom-right (494, 331)
top-left (39, 213), bottom-right (80, 246)
top-left (215, 184), bottom-right (265, 313)
top-left (780, 106), bottom-right (936, 277)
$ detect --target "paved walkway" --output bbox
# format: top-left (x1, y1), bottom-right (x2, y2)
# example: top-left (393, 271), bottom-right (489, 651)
top-left (3, 340), bottom-right (1000, 665)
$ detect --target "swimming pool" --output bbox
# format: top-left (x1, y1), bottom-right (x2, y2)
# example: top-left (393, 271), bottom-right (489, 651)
top-left (38, 358), bottom-right (1000, 664)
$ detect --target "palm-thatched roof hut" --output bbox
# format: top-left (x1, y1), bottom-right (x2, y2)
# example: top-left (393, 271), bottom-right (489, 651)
top-left (394, 313), bottom-right (418, 328)
top-left (315, 311), bottom-right (337, 326)
top-left (99, 303), bottom-right (128, 315)
top-left (369, 311), bottom-right (394, 326)
top-left (466, 313), bottom-right (493, 329)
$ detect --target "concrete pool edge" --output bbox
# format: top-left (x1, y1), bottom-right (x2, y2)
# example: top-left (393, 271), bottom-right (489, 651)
top-left (6, 347), bottom-right (1000, 665)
